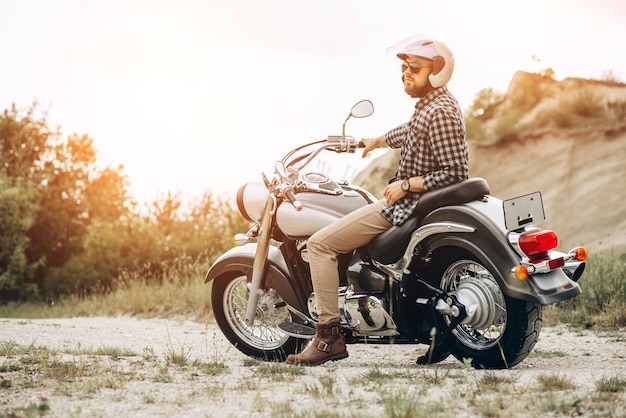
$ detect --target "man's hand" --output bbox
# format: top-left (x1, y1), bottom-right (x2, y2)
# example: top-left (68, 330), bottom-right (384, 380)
top-left (360, 135), bottom-right (386, 158)
top-left (383, 180), bottom-right (407, 205)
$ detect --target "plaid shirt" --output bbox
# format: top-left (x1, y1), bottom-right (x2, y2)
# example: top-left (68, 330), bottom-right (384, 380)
top-left (381, 86), bottom-right (469, 225)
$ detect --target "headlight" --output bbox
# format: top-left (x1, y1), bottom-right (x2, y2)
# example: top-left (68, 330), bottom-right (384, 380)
top-left (236, 182), bottom-right (269, 222)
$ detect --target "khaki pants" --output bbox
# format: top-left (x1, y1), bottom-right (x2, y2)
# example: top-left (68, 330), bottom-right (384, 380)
top-left (307, 199), bottom-right (392, 324)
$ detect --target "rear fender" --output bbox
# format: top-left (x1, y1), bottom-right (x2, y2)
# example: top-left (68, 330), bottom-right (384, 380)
top-left (421, 205), bottom-right (579, 304)
top-left (205, 244), bottom-right (307, 312)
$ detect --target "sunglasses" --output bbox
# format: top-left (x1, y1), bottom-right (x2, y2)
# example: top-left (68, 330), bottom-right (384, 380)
top-left (401, 61), bottom-right (433, 74)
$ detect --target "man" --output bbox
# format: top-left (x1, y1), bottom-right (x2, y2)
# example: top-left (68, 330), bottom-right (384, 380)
top-left (286, 35), bottom-right (469, 366)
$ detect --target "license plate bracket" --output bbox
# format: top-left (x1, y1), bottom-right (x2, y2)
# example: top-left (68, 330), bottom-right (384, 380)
top-left (503, 191), bottom-right (545, 231)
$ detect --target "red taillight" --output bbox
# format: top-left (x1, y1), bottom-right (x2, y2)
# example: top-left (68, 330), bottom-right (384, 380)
top-left (519, 230), bottom-right (558, 257)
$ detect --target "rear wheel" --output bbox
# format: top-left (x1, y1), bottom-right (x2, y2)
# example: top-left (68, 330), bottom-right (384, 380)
top-left (433, 249), bottom-right (542, 369)
top-left (212, 274), bottom-right (307, 361)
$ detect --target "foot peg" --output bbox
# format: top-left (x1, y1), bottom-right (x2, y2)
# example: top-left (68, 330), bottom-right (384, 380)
top-left (277, 322), bottom-right (316, 339)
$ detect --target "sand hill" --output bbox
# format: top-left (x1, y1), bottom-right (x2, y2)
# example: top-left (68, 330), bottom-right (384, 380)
top-left (353, 71), bottom-right (626, 254)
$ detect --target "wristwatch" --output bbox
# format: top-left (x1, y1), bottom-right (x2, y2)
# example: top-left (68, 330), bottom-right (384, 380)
top-left (401, 179), bottom-right (411, 192)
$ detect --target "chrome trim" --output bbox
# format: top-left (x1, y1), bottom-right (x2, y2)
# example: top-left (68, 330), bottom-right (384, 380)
top-left (372, 222), bottom-right (475, 281)
top-left (507, 227), bottom-right (540, 258)
top-left (233, 233), bottom-right (250, 246)
top-left (509, 249), bottom-right (585, 278)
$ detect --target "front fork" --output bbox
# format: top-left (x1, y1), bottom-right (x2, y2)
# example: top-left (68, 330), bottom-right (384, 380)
top-left (244, 194), bottom-right (276, 325)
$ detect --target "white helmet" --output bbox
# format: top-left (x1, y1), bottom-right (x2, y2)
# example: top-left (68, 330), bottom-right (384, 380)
top-left (388, 34), bottom-right (454, 88)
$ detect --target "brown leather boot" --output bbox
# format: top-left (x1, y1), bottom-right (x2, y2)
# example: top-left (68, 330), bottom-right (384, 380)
top-left (286, 320), bottom-right (348, 366)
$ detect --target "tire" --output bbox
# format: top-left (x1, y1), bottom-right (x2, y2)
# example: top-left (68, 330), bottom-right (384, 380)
top-left (433, 248), bottom-right (542, 369)
top-left (211, 273), bottom-right (307, 361)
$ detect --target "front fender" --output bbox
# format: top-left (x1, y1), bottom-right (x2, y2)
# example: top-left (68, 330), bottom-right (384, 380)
top-left (204, 244), bottom-right (289, 282)
top-left (204, 244), bottom-right (307, 312)
top-left (422, 204), bottom-right (578, 304)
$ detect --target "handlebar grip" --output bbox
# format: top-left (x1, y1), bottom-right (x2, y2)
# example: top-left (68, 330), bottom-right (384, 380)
top-left (357, 140), bottom-right (365, 148)
top-left (284, 189), bottom-right (303, 211)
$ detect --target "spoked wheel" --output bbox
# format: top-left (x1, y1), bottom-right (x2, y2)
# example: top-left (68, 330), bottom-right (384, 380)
top-left (434, 250), bottom-right (542, 369)
top-left (211, 274), bottom-right (306, 361)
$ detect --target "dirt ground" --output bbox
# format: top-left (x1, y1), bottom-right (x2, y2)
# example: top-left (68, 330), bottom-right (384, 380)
top-left (1, 317), bottom-right (625, 417)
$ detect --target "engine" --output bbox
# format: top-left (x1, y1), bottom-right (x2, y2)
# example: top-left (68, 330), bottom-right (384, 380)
top-left (305, 253), bottom-right (399, 337)
top-left (306, 290), bottom-right (398, 337)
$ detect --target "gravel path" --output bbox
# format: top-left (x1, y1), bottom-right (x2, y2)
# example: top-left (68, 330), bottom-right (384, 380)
top-left (1, 317), bottom-right (625, 417)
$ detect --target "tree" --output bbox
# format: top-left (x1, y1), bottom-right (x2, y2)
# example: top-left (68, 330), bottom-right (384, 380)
top-left (1, 101), bottom-right (246, 301)
top-left (26, 133), bottom-right (128, 276)
top-left (464, 88), bottom-right (505, 142)
top-left (0, 175), bottom-right (40, 302)
top-left (465, 87), bottom-right (504, 120)
top-left (0, 104), bottom-right (55, 183)
top-left (0, 103), bottom-right (130, 300)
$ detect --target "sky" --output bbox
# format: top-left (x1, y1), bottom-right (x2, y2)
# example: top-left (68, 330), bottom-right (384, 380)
top-left (1, 0), bottom-right (625, 202)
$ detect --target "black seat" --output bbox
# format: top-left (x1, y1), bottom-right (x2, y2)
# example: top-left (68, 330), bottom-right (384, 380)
top-left (366, 178), bottom-right (490, 264)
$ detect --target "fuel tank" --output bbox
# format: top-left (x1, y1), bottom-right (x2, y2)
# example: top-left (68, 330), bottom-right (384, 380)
top-left (276, 185), bottom-right (374, 238)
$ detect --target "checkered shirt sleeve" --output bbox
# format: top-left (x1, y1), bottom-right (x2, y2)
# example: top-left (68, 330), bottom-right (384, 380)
top-left (381, 86), bottom-right (469, 225)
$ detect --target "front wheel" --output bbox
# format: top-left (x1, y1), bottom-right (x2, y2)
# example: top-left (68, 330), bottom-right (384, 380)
top-left (211, 273), bottom-right (307, 361)
top-left (433, 249), bottom-right (542, 369)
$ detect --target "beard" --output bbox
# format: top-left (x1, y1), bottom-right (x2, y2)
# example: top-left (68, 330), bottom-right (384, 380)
top-left (402, 75), bottom-right (435, 98)
top-left (404, 82), bottom-right (434, 98)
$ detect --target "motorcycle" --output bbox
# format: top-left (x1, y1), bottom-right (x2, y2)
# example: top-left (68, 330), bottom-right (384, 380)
top-left (205, 100), bottom-right (588, 369)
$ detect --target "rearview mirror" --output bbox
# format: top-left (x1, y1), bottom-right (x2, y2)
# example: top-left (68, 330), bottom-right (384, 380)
top-left (350, 100), bottom-right (374, 119)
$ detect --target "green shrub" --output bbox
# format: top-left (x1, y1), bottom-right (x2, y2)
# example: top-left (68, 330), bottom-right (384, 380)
top-left (490, 108), bottom-right (523, 144)
top-left (0, 177), bottom-right (40, 302)
top-left (548, 254), bottom-right (626, 328)
top-left (41, 190), bottom-right (247, 297)
top-left (464, 87), bottom-right (503, 143)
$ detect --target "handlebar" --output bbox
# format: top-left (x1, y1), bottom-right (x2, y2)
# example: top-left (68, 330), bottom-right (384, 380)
top-left (326, 136), bottom-right (363, 153)
top-left (272, 100), bottom-right (372, 212)
top-left (284, 188), bottom-right (303, 211)
top-left (277, 136), bottom-right (365, 212)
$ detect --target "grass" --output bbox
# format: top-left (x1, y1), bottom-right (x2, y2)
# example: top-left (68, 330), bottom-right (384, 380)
top-left (529, 348), bottom-right (568, 359)
top-left (537, 373), bottom-right (576, 391)
top-left (0, 272), bottom-right (214, 320)
top-left (2, 337), bottom-right (626, 417)
top-left (0, 337), bottom-right (233, 415)
top-left (543, 254), bottom-right (626, 329)
top-left (595, 375), bottom-right (626, 393)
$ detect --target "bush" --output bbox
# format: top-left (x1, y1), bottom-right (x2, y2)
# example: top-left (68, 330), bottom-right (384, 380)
top-left (545, 88), bottom-right (605, 128)
top-left (42, 191), bottom-right (248, 297)
top-left (490, 108), bottom-right (523, 144)
top-left (464, 88), bottom-right (503, 143)
top-left (566, 88), bottom-right (605, 118)
top-left (548, 254), bottom-right (626, 328)
top-left (0, 177), bottom-right (40, 302)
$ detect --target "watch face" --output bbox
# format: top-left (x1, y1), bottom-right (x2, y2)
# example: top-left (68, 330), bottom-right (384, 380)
top-left (402, 179), bottom-right (410, 192)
